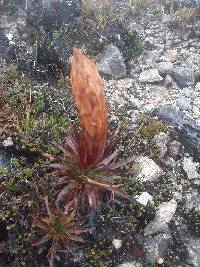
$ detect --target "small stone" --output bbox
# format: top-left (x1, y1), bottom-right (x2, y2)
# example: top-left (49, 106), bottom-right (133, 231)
top-left (186, 54), bottom-right (200, 69)
top-left (183, 157), bottom-right (199, 180)
top-left (156, 62), bottom-right (174, 76)
top-left (157, 257), bottom-right (164, 265)
top-left (117, 262), bottom-right (142, 267)
top-left (136, 192), bottom-right (153, 206)
top-left (135, 156), bottom-right (164, 182)
top-left (166, 49), bottom-right (178, 62)
top-left (164, 74), bottom-right (173, 87)
top-left (176, 96), bottom-right (191, 110)
top-left (153, 132), bottom-right (170, 158)
top-left (139, 69), bottom-right (163, 83)
top-left (195, 82), bottom-right (200, 90)
top-left (127, 21), bottom-right (144, 35)
top-left (167, 140), bottom-right (181, 158)
top-left (2, 137), bottom-right (13, 147)
top-left (112, 239), bottom-right (122, 249)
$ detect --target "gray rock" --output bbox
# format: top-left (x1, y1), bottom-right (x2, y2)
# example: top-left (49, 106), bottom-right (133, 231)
top-left (144, 199), bottom-right (177, 236)
top-left (153, 132), bottom-right (170, 158)
top-left (0, 150), bottom-right (10, 170)
top-left (139, 50), bottom-right (160, 66)
top-left (172, 67), bottom-right (195, 88)
top-left (183, 157), bottom-right (199, 179)
top-left (144, 232), bottom-right (172, 265)
top-left (186, 54), bottom-right (200, 69)
top-left (139, 69), bottom-right (163, 83)
top-left (96, 45), bottom-right (126, 79)
top-left (127, 22), bottom-right (144, 35)
top-left (182, 188), bottom-right (200, 210)
top-left (156, 62), bottom-right (174, 76)
top-left (153, 106), bottom-right (200, 160)
top-left (167, 140), bottom-right (181, 158)
top-left (134, 156), bottom-right (164, 182)
top-left (164, 74), bottom-right (173, 87)
top-left (163, 156), bottom-right (176, 169)
top-left (117, 262), bottom-right (142, 267)
top-left (176, 96), bottom-right (191, 110)
top-left (185, 237), bottom-right (200, 267)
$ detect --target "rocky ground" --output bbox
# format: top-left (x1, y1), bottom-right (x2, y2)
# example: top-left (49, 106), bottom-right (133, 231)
top-left (0, 0), bottom-right (200, 267)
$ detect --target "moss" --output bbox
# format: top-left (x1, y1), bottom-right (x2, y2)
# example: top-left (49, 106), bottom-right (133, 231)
top-left (139, 119), bottom-right (166, 141)
top-left (0, 167), bottom-right (9, 175)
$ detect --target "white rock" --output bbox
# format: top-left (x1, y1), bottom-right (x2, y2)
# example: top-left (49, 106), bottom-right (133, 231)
top-left (156, 199), bottom-right (177, 223)
top-left (195, 82), bottom-right (200, 90)
top-left (136, 192), bottom-right (153, 206)
top-left (117, 262), bottom-right (142, 267)
top-left (183, 157), bottom-right (199, 179)
top-left (139, 69), bottom-right (163, 83)
top-left (2, 137), bottom-right (13, 147)
top-left (112, 239), bottom-right (122, 249)
top-left (135, 156), bottom-right (164, 182)
top-left (144, 199), bottom-right (177, 236)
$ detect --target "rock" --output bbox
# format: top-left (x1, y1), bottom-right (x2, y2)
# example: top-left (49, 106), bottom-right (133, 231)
top-left (96, 45), bottom-right (126, 79)
top-left (164, 74), bottom-right (173, 87)
top-left (166, 49), bottom-right (178, 62)
top-left (134, 156), bottom-right (164, 182)
top-left (182, 188), bottom-right (200, 210)
top-left (183, 157), bottom-right (199, 179)
top-left (163, 156), bottom-right (176, 169)
top-left (167, 140), bottom-right (181, 158)
top-left (135, 192), bottom-right (153, 206)
top-left (139, 69), bottom-right (163, 83)
top-left (153, 106), bottom-right (200, 160)
top-left (156, 62), bottom-right (174, 76)
top-left (185, 237), bottom-right (200, 267)
top-left (2, 137), bottom-right (13, 147)
top-left (0, 149), bottom-right (10, 170)
top-left (195, 82), bottom-right (200, 90)
top-left (144, 199), bottom-right (177, 236)
top-left (172, 67), bottom-right (195, 88)
top-left (176, 96), bottom-right (191, 110)
top-left (144, 232), bottom-right (172, 265)
top-left (127, 21), bottom-right (144, 35)
top-left (117, 262), bottom-right (142, 267)
top-left (153, 132), bottom-right (170, 158)
top-left (112, 239), bottom-right (122, 249)
top-left (186, 53), bottom-right (200, 69)
top-left (138, 50), bottom-right (160, 66)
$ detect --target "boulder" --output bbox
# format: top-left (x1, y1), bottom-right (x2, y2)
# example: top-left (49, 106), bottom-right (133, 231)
top-left (153, 105), bottom-right (200, 160)
top-left (96, 45), bottom-right (126, 79)
top-left (139, 69), bottom-right (163, 83)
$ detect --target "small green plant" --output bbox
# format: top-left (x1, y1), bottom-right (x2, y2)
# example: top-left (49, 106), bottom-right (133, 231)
top-left (122, 26), bottom-right (145, 60)
top-left (33, 197), bottom-right (89, 267)
top-left (0, 167), bottom-right (8, 175)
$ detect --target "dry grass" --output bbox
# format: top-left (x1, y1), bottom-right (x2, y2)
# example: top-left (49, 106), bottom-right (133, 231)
top-left (173, 7), bottom-right (198, 26)
top-left (129, 0), bottom-right (162, 9)
top-left (81, 0), bottom-right (113, 17)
